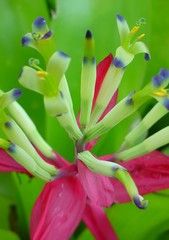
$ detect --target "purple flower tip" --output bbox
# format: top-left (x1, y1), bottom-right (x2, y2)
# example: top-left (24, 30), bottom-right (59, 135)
top-left (163, 99), bottom-right (169, 110)
top-left (5, 121), bottom-right (12, 129)
top-left (41, 30), bottom-right (52, 39)
top-left (58, 51), bottom-right (70, 59)
top-left (12, 89), bottom-right (22, 100)
top-left (116, 14), bottom-right (125, 22)
top-left (113, 58), bottom-right (124, 68)
top-left (86, 30), bottom-right (92, 39)
top-left (34, 17), bottom-right (46, 28)
top-left (133, 196), bottom-right (148, 209)
top-left (145, 53), bottom-right (150, 61)
top-left (22, 35), bottom-right (31, 46)
top-left (152, 74), bottom-right (164, 87)
top-left (8, 143), bottom-right (16, 153)
top-left (160, 68), bottom-right (169, 78)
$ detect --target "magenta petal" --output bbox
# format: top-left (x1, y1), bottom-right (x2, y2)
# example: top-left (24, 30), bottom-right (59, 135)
top-left (86, 54), bottom-right (118, 151)
top-left (78, 161), bottom-right (115, 207)
top-left (0, 148), bottom-right (29, 174)
top-left (83, 203), bottom-right (118, 240)
top-left (31, 176), bottom-right (86, 240)
top-left (110, 151), bottom-right (169, 203)
top-left (92, 54), bottom-right (113, 106)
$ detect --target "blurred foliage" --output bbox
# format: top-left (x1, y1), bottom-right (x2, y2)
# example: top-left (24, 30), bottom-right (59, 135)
top-left (0, 0), bottom-right (169, 239)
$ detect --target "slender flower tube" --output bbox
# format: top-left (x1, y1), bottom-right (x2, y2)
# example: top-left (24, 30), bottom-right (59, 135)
top-left (1, 98), bottom-right (54, 158)
top-left (0, 89), bottom-right (57, 178)
top-left (80, 30), bottom-right (96, 129)
top-left (78, 151), bottom-right (148, 209)
top-left (121, 102), bottom-right (168, 148)
top-left (19, 55), bottom-right (82, 141)
top-left (116, 126), bottom-right (169, 161)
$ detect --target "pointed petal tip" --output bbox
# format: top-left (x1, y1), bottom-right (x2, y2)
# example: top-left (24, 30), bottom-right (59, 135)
top-left (33, 17), bottom-right (46, 28)
top-left (152, 74), bottom-right (164, 87)
top-left (12, 89), bottom-right (22, 100)
top-left (7, 143), bottom-right (16, 153)
top-left (163, 99), bottom-right (169, 110)
top-left (144, 53), bottom-right (150, 61)
top-left (113, 57), bottom-right (124, 68)
top-left (116, 14), bottom-right (125, 22)
top-left (22, 35), bottom-right (31, 46)
top-left (133, 195), bottom-right (148, 209)
top-left (58, 51), bottom-right (70, 59)
top-left (5, 121), bottom-right (12, 129)
top-left (41, 30), bottom-right (53, 39)
top-left (86, 30), bottom-right (92, 39)
top-left (160, 68), bottom-right (169, 78)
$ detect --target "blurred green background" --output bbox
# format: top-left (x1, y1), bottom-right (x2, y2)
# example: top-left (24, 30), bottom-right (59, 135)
top-left (0, 0), bottom-right (169, 239)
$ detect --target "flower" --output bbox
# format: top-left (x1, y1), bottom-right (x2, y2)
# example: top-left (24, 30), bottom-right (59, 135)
top-left (21, 17), bottom-right (56, 61)
top-left (114, 14), bottom-right (150, 68)
top-left (1, 15), bottom-right (169, 240)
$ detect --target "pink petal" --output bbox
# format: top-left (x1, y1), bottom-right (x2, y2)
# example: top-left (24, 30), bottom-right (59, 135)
top-left (78, 161), bottom-right (115, 207)
top-left (31, 176), bottom-right (86, 240)
top-left (92, 54), bottom-right (113, 106)
top-left (83, 203), bottom-right (118, 240)
top-left (0, 148), bottom-right (29, 174)
top-left (92, 53), bottom-right (118, 117)
top-left (110, 151), bottom-right (169, 203)
top-left (86, 54), bottom-right (118, 151)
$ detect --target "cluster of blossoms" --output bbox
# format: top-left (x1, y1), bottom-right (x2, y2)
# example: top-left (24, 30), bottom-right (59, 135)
top-left (1, 15), bottom-right (169, 239)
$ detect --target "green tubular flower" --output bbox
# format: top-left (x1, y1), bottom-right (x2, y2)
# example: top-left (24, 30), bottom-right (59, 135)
top-left (78, 151), bottom-right (148, 209)
top-left (7, 101), bottom-right (54, 158)
top-left (85, 68), bottom-right (169, 142)
top-left (0, 89), bottom-right (54, 158)
top-left (19, 51), bottom-right (70, 116)
top-left (80, 30), bottom-right (96, 129)
top-left (115, 15), bottom-right (150, 67)
top-left (85, 86), bottom-right (151, 142)
top-left (87, 15), bottom-right (150, 128)
top-left (116, 126), bottom-right (169, 162)
top-left (151, 69), bottom-right (169, 109)
top-left (22, 17), bottom-right (56, 62)
top-left (0, 111), bottom-right (57, 175)
top-left (121, 103), bottom-right (168, 148)
top-left (0, 89), bottom-right (58, 179)
top-left (20, 20), bottom-right (83, 141)
top-left (0, 139), bottom-right (52, 182)
top-left (0, 88), bottom-right (22, 110)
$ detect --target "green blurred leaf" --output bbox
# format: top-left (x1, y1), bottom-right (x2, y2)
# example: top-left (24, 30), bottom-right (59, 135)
top-left (0, 229), bottom-right (20, 240)
top-left (107, 190), bottom-right (169, 239)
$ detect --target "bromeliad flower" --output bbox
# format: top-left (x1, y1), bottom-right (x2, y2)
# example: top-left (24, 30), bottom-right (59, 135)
top-left (1, 14), bottom-right (169, 240)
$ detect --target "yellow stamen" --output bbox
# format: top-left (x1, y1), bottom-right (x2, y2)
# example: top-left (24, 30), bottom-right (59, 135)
top-left (153, 88), bottom-right (167, 97)
top-left (36, 71), bottom-right (48, 78)
top-left (137, 34), bottom-right (145, 41)
top-left (130, 26), bottom-right (140, 35)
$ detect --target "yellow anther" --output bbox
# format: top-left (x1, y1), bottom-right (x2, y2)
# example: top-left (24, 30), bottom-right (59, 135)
top-left (36, 71), bottom-right (48, 78)
top-left (130, 26), bottom-right (140, 35)
top-left (137, 34), bottom-right (145, 41)
top-left (153, 88), bottom-right (167, 97)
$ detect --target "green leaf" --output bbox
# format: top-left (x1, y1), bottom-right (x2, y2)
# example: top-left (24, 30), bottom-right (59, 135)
top-left (107, 190), bottom-right (169, 239)
top-left (0, 229), bottom-right (20, 240)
